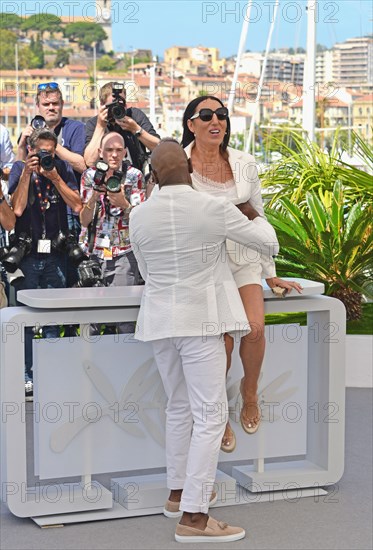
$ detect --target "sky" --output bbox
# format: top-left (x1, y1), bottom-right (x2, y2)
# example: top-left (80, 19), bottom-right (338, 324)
top-left (4, 0), bottom-right (373, 58)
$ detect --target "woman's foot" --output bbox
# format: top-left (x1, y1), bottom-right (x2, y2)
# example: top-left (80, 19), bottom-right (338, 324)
top-left (220, 421), bottom-right (236, 453)
top-left (240, 378), bottom-right (261, 434)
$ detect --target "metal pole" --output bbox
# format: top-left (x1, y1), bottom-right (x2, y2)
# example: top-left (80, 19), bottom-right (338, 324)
top-left (15, 43), bottom-right (21, 138)
top-left (93, 43), bottom-right (97, 114)
top-left (227, 0), bottom-right (253, 114)
top-left (245, 0), bottom-right (280, 153)
top-left (149, 62), bottom-right (156, 125)
top-left (302, 0), bottom-right (317, 142)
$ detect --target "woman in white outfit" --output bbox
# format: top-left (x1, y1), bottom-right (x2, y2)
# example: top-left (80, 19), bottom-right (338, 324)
top-left (182, 96), bottom-right (302, 452)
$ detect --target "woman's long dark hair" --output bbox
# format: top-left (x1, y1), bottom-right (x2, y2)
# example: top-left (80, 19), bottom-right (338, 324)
top-left (181, 95), bottom-right (231, 151)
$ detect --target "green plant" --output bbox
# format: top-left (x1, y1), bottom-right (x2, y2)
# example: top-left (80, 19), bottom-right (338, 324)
top-left (261, 129), bottom-right (372, 207)
top-left (265, 181), bottom-right (373, 320)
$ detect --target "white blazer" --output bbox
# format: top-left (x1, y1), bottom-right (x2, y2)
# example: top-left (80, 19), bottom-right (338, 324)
top-left (129, 185), bottom-right (279, 342)
top-left (184, 142), bottom-right (277, 278)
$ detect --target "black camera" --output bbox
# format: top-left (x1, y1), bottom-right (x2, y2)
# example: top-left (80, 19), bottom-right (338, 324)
top-left (93, 160), bottom-right (109, 192)
top-left (106, 82), bottom-right (127, 121)
top-left (52, 231), bottom-right (87, 265)
top-left (30, 115), bottom-right (47, 130)
top-left (36, 149), bottom-right (55, 171)
top-left (1, 233), bottom-right (32, 273)
top-left (106, 170), bottom-right (123, 193)
top-left (76, 258), bottom-right (105, 288)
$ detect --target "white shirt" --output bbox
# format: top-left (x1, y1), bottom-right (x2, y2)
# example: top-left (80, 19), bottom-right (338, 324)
top-left (129, 184), bottom-right (279, 341)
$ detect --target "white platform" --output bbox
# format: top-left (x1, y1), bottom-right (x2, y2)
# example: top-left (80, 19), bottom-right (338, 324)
top-left (0, 279), bottom-right (345, 523)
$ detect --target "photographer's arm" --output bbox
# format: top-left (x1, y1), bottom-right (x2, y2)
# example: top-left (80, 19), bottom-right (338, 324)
top-left (15, 125), bottom-right (33, 161)
top-left (80, 190), bottom-right (101, 228)
top-left (0, 190), bottom-right (15, 231)
top-left (48, 169), bottom-right (82, 214)
top-left (11, 156), bottom-right (39, 216)
top-left (55, 144), bottom-right (87, 174)
top-left (84, 107), bottom-right (107, 167)
top-left (116, 117), bottom-right (160, 151)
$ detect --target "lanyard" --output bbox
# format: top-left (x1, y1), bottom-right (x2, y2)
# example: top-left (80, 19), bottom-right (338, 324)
top-left (33, 174), bottom-right (51, 239)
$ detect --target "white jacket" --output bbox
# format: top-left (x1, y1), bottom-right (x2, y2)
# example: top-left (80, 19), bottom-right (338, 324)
top-left (184, 142), bottom-right (277, 278)
top-left (129, 185), bottom-right (279, 341)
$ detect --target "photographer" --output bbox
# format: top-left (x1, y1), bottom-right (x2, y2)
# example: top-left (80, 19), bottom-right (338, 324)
top-left (79, 131), bottom-right (144, 333)
top-left (84, 82), bottom-right (160, 173)
top-left (16, 83), bottom-right (86, 288)
top-left (8, 128), bottom-right (82, 398)
top-left (0, 169), bottom-right (16, 308)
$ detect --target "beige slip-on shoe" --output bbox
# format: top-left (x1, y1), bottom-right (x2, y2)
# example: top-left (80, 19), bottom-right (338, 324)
top-left (175, 516), bottom-right (245, 543)
top-left (163, 491), bottom-right (218, 518)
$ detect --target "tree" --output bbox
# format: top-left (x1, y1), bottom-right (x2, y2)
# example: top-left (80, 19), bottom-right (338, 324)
top-left (54, 48), bottom-right (71, 68)
top-left (0, 12), bottom-right (22, 31)
top-left (0, 31), bottom-right (17, 70)
top-left (21, 13), bottom-right (62, 38)
top-left (96, 55), bottom-right (117, 72)
top-left (64, 22), bottom-right (107, 50)
top-left (261, 130), bottom-right (373, 207)
top-left (265, 182), bottom-right (373, 320)
top-left (29, 36), bottom-right (45, 68)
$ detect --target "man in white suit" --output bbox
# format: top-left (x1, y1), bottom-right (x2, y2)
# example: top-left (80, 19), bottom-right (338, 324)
top-left (129, 139), bottom-right (278, 543)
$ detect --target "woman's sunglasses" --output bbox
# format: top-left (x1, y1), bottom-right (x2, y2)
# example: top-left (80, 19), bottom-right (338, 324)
top-left (189, 107), bottom-right (229, 122)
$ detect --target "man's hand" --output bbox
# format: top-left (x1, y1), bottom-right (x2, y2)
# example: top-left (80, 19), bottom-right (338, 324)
top-left (18, 125), bottom-right (34, 148)
top-left (237, 200), bottom-right (260, 220)
top-left (115, 115), bottom-right (141, 135)
top-left (106, 190), bottom-right (130, 210)
top-left (24, 153), bottom-right (40, 175)
top-left (41, 166), bottom-right (60, 182)
top-left (97, 104), bottom-right (109, 128)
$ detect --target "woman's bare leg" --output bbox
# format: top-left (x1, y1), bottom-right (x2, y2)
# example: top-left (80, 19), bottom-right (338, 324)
top-left (238, 284), bottom-right (265, 428)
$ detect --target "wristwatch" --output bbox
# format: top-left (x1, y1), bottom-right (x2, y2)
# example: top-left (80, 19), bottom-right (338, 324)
top-left (134, 128), bottom-right (143, 137)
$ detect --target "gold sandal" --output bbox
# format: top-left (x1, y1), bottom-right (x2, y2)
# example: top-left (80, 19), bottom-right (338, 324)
top-left (220, 421), bottom-right (236, 453)
top-left (240, 379), bottom-right (261, 434)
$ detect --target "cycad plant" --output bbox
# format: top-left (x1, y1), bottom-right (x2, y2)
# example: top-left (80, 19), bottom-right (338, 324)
top-left (265, 181), bottom-right (373, 320)
top-left (261, 129), bottom-right (373, 208)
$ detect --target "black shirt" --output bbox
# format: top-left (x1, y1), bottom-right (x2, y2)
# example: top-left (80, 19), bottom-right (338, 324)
top-left (84, 107), bottom-right (160, 172)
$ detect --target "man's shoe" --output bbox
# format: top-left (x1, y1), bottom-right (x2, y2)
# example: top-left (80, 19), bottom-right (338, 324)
top-left (175, 516), bottom-right (245, 543)
top-left (25, 381), bottom-right (33, 402)
top-left (163, 492), bottom-right (218, 518)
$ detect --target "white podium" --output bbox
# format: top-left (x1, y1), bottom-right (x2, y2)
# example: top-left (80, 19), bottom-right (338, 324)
top-left (0, 279), bottom-right (346, 525)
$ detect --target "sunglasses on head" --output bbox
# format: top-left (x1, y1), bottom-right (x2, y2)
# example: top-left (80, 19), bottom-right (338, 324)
top-left (189, 107), bottom-right (229, 122)
top-left (37, 82), bottom-right (59, 91)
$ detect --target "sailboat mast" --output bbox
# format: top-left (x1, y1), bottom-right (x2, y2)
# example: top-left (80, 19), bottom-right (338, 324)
top-left (302, 0), bottom-right (317, 142)
top-left (227, 0), bottom-right (253, 114)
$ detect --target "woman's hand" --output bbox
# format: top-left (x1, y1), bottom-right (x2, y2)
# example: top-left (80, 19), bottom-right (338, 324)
top-left (265, 277), bottom-right (303, 297)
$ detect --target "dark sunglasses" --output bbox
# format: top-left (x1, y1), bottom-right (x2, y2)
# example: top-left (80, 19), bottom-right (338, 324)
top-left (37, 82), bottom-right (59, 91)
top-left (190, 107), bottom-right (229, 122)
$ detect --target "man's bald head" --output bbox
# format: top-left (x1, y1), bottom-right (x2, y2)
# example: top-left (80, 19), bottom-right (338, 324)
top-left (151, 138), bottom-right (192, 188)
top-left (100, 131), bottom-right (125, 149)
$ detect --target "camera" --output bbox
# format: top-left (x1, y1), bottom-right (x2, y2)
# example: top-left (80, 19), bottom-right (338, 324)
top-left (30, 115), bottom-right (47, 130)
top-left (36, 149), bottom-right (55, 171)
top-left (52, 231), bottom-right (87, 265)
top-left (76, 258), bottom-right (105, 288)
top-left (106, 170), bottom-right (123, 193)
top-left (1, 233), bottom-right (32, 273)
top-left (93, 160), bottom-right (109, 191)
top-left (106, 82), bottom-right (127, 121)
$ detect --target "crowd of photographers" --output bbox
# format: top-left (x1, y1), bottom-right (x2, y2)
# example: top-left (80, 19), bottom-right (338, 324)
top-left (0, 82), bottom-right (160, 399)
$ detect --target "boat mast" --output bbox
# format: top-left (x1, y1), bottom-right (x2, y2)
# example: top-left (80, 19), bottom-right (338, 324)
top-left (302, 0), bottom-right (317, 142)
top-left (245, 0), bottom-right (280, 153)
top-left (227, 0), bottom-right (253, 115)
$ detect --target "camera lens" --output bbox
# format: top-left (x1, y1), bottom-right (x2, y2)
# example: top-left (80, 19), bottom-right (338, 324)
top-left (31, 116), bottom-right (47, 130)
top-left (37, 150), bottom-right (55, 171)
top-left (111, 103), bottom-right (126, 120)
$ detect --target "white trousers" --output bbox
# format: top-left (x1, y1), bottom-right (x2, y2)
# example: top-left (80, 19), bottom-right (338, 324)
top-left (152, 335), bottom-right (227, 514)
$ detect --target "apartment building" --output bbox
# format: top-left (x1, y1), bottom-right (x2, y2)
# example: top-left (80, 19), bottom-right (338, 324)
top-left (332, 36), bottom-right (373, 87)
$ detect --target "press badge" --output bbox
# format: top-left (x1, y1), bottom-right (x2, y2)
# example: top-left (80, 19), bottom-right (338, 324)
top-left (96, 236), bottom-right (111, 248)
top-left (37, 239), bottom-right (51, 253)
